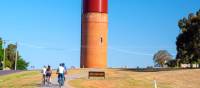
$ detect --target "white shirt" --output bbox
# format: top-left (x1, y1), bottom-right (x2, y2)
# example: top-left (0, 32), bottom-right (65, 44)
top-left (42, 68), bottom-right (46, 75)
top-left (58, 66), bottom-right (65, 74)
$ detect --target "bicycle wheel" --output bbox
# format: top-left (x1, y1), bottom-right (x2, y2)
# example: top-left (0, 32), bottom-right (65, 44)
top-left (58, 77), bottom-right (64, 87)
top-left (61, 77), bottom-right (64, 86)
top-left (46, 76), bottom-right (50, 86)
top-left (58, 77), bottom-right (61, 87)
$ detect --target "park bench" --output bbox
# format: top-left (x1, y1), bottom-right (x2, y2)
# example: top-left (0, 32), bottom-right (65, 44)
top-left (88, 71), bottom-right (105, 79)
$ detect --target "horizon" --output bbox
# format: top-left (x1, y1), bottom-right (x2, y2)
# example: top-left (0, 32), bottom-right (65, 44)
top-left (0, 0), bottom-right (200, 69)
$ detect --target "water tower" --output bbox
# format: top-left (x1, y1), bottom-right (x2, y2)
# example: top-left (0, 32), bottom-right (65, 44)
top-left (80, 0), bottom-right (108, 68)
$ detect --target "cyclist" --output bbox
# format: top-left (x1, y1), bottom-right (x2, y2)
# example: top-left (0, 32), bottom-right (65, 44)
top-left (41, 65), bottom-right (47, 85)
top-left (57, 63), bottom-right (65, 87)
top-left (62, 63), bottom-right (68, 81)
top-left (46, 65), bottom-right (52, 84)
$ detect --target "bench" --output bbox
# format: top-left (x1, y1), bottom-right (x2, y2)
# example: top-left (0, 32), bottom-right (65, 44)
top-left (88, 71), bottom-right (105, 79)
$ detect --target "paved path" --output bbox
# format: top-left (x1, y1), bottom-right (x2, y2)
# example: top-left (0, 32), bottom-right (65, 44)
top-left (39, 68), bottom-right (101, 88)
top-left (39, 73), bottom-right (86, 88)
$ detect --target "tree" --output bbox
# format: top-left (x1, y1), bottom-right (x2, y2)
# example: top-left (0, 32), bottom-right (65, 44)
top-left (5, 44), bottom-right (17, 69)
top-left (0, 38), bottom-right (3, 70)
top-left (176, 9), bottom-right (200, 65)
top-left (5, 58), bottom-right (12, 69)
top-left (166, 59), bottom-right (177, 67)
top-left (153, 50), bottom-right (173, 67)
top-left (17, 56), bottom-right (29, 70)
top-left (0, 37), bottom-right (29, 70)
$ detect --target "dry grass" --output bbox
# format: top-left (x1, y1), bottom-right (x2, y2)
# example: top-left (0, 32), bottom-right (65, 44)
top-left (1, 69), bottom-right (199, 88)
top-left (69, 69), bottom-right (200, 88)
top-left (67, 69), bottom-right (85, 75)
top-left (0, 70), bottom-right (60, 88)
top-left (0, 71), bottom-right (41, 88)
top-left (0, 69), bottom-right (83, 88)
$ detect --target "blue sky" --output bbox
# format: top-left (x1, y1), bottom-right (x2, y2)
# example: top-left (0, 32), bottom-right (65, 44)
top-left (0, 0), bottom-right (200, 69)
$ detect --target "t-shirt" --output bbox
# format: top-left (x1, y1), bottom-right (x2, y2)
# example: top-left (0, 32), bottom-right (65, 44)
top-left (42, 68), bottom-right (46, 75)
top-left (46, 68), bottom-right (52, 74)
top-left (58, 66), bottom-right (65, 74)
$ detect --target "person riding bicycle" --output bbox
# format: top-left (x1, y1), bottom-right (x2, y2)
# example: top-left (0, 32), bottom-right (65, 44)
top-left (57, 63), bottom-right (65, 86)
top-left (61, 63), bottom-right (67, 81)
top-left (46, 65), bottom-right (52, 84)
top-left (41, 66), bottom-right (47, 85)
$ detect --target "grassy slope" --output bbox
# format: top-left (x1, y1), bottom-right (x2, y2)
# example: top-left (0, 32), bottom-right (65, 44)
top-left (69, 69), bottom-right (200, 88)
top-left (0, 71), bottom-right (41, 88)
top-left (1, 69), bottom-right (199, 88)
top-left (0, 69), bottom-right (84, 88)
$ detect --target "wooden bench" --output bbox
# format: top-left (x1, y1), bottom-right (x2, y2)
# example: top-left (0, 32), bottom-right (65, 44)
top-left (88, 71), bottom-right (105, 79)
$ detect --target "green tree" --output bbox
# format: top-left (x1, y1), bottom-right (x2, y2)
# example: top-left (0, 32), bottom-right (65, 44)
top-left (166, 59), bottom-right (177, 67)
top-left (153, 50), bottom-right (173, 67)
top-left (0, 38), bottom-right (29, 70)
top-left (0, 38), bottom-right (3, 70)
top-left (5, 44), bottom-right (17, 69)
top-left (5, 58), bottom-right (12, 69)
top-left (17, 56), bottom-right (29, 70)
top-left (176, 9), bottom-right (200, 66)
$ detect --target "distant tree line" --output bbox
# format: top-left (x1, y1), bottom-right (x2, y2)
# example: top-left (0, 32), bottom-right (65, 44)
top-left (0, 38), bottom-right (29, 70)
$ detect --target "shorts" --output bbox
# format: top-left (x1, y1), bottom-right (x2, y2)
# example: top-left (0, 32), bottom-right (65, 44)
top-left (46, 73), bottom-right (51, 77)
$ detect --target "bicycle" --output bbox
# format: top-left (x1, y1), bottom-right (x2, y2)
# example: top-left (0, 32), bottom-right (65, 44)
top-left (42, 74), bottom-right (47, 86)
top-left (42, 75), bottom-right (52, 87)
top-left (58, 73), bottom-right (64, 88)
top-left (45, 75), bottom-right (51, 86)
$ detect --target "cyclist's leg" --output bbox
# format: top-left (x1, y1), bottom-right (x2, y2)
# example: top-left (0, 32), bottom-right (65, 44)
top-left (48, 75), bottom-right (51, 84)
top-left (46, 73), bottom-right (51, 84)
top-left (58, 74), bottom-right (60, 82)
top-left (46, 75), bottom-right (49, 84)
top-left (43, 74), bottom-right (46, 85)
top-left (50, 73), bottom-right (52, 83)
top-left (45, 75), bottom-right (48, 85)
top-left (58, 74), bottom-right (62, 85)
top-left (61, 73), bottom-right (64, 86)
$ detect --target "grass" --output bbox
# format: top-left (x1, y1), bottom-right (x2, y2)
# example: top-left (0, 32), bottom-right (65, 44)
top-left (1, 69), bottom-right (200, 88)
top-left (69, 69), bottom-right (200, 88)
top-left (69, 69), bottom-right (162, 88)
top-left (0, 69), bottom-right (84, 88)
top-left (67, 69), bottom-right (84, 75)
top-left (0, 71), bottom-right (41, 88)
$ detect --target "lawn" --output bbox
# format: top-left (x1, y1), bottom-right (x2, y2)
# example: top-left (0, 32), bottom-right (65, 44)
top-left (0, 69), bottom-right (83, 88)
top-left (0, 71), bottom-right (42, 88)
top-left (1, 69), bottom-right (200, 88)
top-left (69, 69), bottom-right (200, 88)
